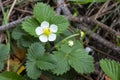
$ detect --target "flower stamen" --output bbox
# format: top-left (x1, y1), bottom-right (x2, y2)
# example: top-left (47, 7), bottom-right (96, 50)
top-left (43, 28), bottom-right (51, 36)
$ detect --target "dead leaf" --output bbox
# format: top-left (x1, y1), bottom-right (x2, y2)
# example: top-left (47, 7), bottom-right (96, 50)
top-left (105, 76), bottom-right (111, 80)
top-left (14, 46), bottom-right (26, 60)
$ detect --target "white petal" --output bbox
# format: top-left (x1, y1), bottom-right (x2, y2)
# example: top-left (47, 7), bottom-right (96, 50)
top-left (50, 24), bottom-right (58, 33)
top-left (41, 21), bottom-right (49, 28)
top-left (39, 35), bottom-right (48, 42)
top-left (35, 27), bottom-right (43, 35)
top-left (48, 34), bottom-right (56, 41)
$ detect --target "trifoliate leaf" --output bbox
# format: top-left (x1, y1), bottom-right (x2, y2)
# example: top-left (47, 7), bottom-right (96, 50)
top-left (51, 15), bottom-right (69, 33)
top-left (68, 49), bottom-right (94, 73)
top-left (0, 44), bottom-right (9, 71)
top-left (26, 42), bottom-right (56, 79)
top-left (0, 71), bottom-right (25, 80)
top-left (65, 41), bottom-right (94, 73)
top-left (34, 3), bottom-right (55, 23)
top-left (100, 59), bottom-right (120, 80)
top-left (52, 51), bottom-right (70, 75)
top-left (52, 40), bottom-right (94, 75)
top-left (37, 54), bottom-right (56, 70)
top-left (22, 17), bottom-right (39, 37)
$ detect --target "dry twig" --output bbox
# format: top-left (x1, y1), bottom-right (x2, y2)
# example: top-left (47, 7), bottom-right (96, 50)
top-left (76, 23), bottom-right (120, 53)
top-left (0, 0), bottom-right (5, 15)
top-left (0, 16), bottom-right (29, 32)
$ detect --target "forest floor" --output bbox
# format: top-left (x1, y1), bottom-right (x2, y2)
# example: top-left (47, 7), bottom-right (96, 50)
top-left (0, 0), bottom-right (120, 80)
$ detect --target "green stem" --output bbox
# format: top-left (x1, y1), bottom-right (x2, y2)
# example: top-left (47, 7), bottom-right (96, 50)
top-left (6, 30), bottom-right (10, 43)
top-left (3, 12), bottom-right (10, 50)
top-left (5, 23), bottom-right (11, 72)
top-left (55, 33), bottom-right (80, 48)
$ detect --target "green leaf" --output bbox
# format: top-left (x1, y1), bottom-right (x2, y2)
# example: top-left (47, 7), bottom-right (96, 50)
top-left (26, 60), bottom-right (42, 79)
top-left (67, 41), bottom-right (94, 73)
top-left (0, 44), bottom-right (9, 71)
top-left (26, 42), bottom-right (56, 79)
top-left (37, 54), bottom-right (56, 70)
top-left (0, 61), bottom-right (4, 72)
top-left (17, 36), bottom-right (38, 48)
top-left (68, 50), bottom-right (94, 73)
top-left (27, 43), bottom-right (45, 58)
top-left (34, 3), bottom-right (55, 23)
top-left (22, 17), bottom-right (39, 37)
top-left (52, 51), bottom-right (70, 75)
top-left (26, 42), bottom-right (45, 79)
top-left (0, 71), bottom-right (25, 80)
top-left (52, 40), bottom-right (94, 75)
top-left (100, 59), bottom-right (120, 80)
top-left (12, 26), bottom-right (26, 40)
top-left (12, 26), bottom-right (38, 48)
top-left (50, 15), bottom-right (69, 33)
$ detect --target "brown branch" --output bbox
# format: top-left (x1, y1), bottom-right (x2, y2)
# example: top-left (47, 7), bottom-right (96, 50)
top-left (76, 23), bottom-right (120, 54)
top-left (0, 16), bottom-right (29, 32)
top-left (56, 0), bottom-right (62, 15)
top-left (56, 0), bottom-right (72, 16)
top-left (90, 46), bottom-right (120, 61)
top-left (92, 19), bottom-right (120, 36)
top-left (94, 0), bottom-right (110, 19)
top-left (67, 16), bottom-right (120, 36)
top-left (14, 8), bottom-right (33, 15)
top-left (0, 0), bottom-right (5, 15)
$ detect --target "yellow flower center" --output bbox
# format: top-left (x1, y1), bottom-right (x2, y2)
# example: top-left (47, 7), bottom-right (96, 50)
top-left (43, 28), bottom-right (51, 36)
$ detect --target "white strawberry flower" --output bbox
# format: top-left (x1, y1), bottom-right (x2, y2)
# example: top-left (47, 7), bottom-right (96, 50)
top-left (35, 21), bottom-right (58, 42)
